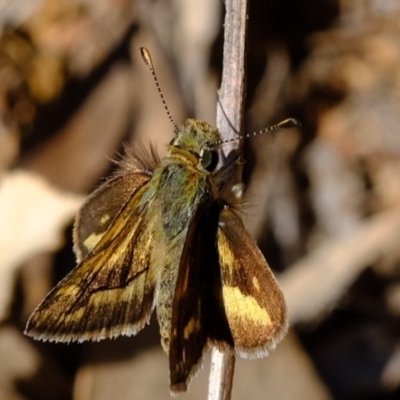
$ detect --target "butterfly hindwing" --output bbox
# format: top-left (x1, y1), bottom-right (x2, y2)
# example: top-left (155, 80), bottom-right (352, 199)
top-left (217, 206), bottom-right (288, 358)
top-left (74, 171), bottom-right (151, 260)
top-left (25, 180), bottom-right (157, 343)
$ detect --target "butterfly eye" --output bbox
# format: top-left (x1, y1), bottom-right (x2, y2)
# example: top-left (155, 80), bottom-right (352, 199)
top-left (200, 149), bottom-right (219, 172)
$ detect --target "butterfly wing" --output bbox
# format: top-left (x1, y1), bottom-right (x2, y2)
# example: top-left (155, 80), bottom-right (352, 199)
top-left (74, 171), bottom-right (151, 261)
top-left (169, 201), bottom-right (233, 393)
top-left (25, 176), bottom-right (157, 342)
top-left (217, 206), bottom-right (288, 358)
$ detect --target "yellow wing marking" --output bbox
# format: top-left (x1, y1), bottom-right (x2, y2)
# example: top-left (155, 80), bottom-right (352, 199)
top-left (222, 286), bottom-right (272, 326)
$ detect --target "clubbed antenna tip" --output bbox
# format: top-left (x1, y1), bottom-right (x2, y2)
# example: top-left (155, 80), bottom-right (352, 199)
top-left (212, 117), bottom-right (302, 146)
top-left (140, 47), bottom-right (179, 133)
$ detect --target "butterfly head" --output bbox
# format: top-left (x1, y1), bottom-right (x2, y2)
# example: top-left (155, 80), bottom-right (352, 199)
top-left (169, 118), bottom-right (222, 172)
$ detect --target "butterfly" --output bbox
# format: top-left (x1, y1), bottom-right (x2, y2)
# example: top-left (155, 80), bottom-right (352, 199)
top-left (25, 47), bottom-right (296, 393)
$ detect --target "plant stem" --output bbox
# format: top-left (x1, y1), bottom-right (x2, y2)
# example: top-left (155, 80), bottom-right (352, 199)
top-left (208, 0), bottom-right (248, 399)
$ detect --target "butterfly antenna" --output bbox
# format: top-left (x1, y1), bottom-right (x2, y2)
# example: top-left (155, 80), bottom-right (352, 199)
top-left (140, 47), bottom-right (179, 133)
top-left (212, 118), bottom-right (301, 146)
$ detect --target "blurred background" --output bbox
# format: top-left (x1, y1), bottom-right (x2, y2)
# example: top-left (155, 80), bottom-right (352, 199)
top-left (1, 0), bottom-right (400, 399)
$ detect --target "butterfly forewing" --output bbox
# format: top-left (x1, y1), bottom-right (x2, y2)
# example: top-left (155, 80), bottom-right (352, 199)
top-left (168, 201), bottom-right (209, 393)
top-left (25, 181), bottom-right (157, 343)
top-left (169, 200), bottom-right (234, 393)
top-left (217, 206), bottom-right (288, 358)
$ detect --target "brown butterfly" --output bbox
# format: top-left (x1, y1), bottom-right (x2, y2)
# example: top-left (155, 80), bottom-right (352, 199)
top-left (25, 47), bottom-right (297, 393)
